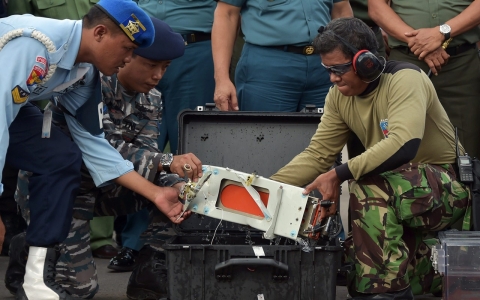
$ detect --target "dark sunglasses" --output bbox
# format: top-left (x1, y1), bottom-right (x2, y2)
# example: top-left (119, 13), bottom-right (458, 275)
top-left (321, 61), bottom-right (353, 76)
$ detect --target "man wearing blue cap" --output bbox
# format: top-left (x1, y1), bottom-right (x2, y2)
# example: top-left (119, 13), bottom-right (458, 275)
top-left (0, 1), bottom-right (196, 299)
top-left (6, 16), bottom-right (193, 299)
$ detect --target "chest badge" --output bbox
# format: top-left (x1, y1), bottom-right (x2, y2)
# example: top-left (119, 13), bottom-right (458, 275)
top-left (380, 119), bottom-right (389, 138)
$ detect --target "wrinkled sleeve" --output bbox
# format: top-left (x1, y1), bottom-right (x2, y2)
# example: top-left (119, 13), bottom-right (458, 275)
top-left (64, 114), bottom-right (134, 187)
top-left (270, 93), bottom-right (350, 186)
top-left (60, 71), bottom-right (134, 187)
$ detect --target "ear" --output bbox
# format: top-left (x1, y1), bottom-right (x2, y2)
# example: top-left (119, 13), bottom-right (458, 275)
top-left (93, 24), bottom-right (108, 42)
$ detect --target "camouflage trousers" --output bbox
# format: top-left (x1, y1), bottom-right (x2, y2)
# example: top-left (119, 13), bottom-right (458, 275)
top-left (344, 162), bottom-right (471, 295)
top-left (16, 168), bottom-right (181, 298)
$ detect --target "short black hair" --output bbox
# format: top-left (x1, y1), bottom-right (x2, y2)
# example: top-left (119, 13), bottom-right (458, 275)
top-left (82, 5), bottom-right (121, 35)
top-left (313, 17), bottom-right (378, 58)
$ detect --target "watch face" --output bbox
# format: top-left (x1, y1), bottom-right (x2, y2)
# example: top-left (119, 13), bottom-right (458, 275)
top-left (160, 153), bottom-right (173, 167)
top-left (440, 24), bottom-right (451, 33)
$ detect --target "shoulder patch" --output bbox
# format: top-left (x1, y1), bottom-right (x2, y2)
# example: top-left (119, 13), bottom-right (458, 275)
top-left (12, 85), bottom-right (30, 104)
top-left (380, 119), bottom-right (389, 138)
top-left (26, 65), bottom-right (46, 86)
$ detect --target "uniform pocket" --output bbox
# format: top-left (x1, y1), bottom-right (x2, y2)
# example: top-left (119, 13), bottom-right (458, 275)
top-left (382, 163), bottom-right (437, 221)
top-left (260, 0), bottom-right (289, 10)
top-left (172, 0), bottom-right (209, 4)
top-left (36, 0), bottom-right (66, 9)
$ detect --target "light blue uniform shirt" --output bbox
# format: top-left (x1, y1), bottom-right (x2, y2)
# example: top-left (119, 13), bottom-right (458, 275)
top-left (0, 15), bottom-right (133, 194)
top-left (136, 0), bottom-right (216, 34)
top-left (220, 0), bottom-right (341, 46)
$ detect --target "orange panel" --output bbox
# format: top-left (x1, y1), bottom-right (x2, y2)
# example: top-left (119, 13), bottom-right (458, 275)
top-left (220, 185), bottom-right (269, 217)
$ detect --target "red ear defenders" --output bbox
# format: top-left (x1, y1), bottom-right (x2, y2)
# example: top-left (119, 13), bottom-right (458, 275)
top-left (351, 49), bottom-right (385, 82)
top-left (318, 26), bottom-right (385, 82)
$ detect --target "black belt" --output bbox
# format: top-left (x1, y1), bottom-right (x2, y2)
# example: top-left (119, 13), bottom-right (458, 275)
top-left (394, 43), bottom-right (476, 56)
top-left (270, 45), bottom-right (316, 55)
top-left (182, 32), bottom-right (211, 45)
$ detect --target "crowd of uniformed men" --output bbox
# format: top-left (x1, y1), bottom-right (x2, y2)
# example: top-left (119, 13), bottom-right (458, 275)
top-left (0, 0), bottom-right (480, 299)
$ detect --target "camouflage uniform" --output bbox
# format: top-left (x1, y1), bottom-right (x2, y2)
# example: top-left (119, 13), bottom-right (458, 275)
top-left (344, 162), bottom-right (470, 296)
top-left (15, 74), bottom-right (184, 298)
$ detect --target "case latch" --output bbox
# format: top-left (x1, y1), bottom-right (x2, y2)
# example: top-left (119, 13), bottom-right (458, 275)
top-left (300, 104), bottom-right (323, 114)
top-left (196, 103), bottom-right (217, 111)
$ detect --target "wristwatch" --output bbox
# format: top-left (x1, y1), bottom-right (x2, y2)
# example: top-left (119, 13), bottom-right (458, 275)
top-left (439, 24), bottom-right (451, 41)
top-left (160, 153), bottom-right (174, 173)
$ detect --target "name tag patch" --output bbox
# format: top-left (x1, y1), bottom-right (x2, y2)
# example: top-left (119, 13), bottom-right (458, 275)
top-left (11, 85), bottom-right (30, 104)
top-left (36, 56), bottom-right (47, 67)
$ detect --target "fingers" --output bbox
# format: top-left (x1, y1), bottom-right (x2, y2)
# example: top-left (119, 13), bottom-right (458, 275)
top-left (189, 154), bottom-right (203, 181)
top-left (404, 30), bottom-right (418, 37)
top-left (213, 81), bottom-right (239, 111)
top-left (302, 182), bottom-right (314, 195)
top-left (417, 50), bottom-right (429, 60)
top-left (320, 201), bottom-right (337, 221)
top-left (229, 93), bottom-right (239, 111)
top-left (214, 96), bottom-right (230, 111)
top-left (182, 153), bottom-right (202, 182)
top-left (171, 154), bottom-right (203, 181)
top-left (171, 215), bottom-right (185, 224)
top-left (424, 49), bottom-right (449, 76)
top-left (214, 88), bottom-right (234, 111)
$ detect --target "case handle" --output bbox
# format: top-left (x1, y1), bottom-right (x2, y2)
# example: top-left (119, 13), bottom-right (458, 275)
top-left (215, 258), bottom-right (289, 275)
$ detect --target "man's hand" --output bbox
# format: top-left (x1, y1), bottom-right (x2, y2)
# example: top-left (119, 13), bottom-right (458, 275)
top-left (160, 153), bottom-right (202, 182)
top-left (405, 27), bottom-right (444, 59)
top-left (115, 171), bottom-right (188, 223)
top-left (213, 79), bottom-right (239, 111)
top-left (151, 186), bottom-right (186, 224)
top-left (172, 182), bottom-right (192, 219)
top-left (424, 47), bottom-right (450, 76)
top-left (302, 169), bottom-right (341, 220)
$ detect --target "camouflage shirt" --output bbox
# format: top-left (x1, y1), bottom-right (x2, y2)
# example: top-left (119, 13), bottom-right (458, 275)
top-left (101, 74), bottom-right (164, 183)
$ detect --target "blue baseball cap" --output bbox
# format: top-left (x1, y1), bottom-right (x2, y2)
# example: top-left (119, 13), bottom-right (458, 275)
top-left (134, 17), bottom-right (185, 61)
top-left (96, 0), bottom-right (154, 48)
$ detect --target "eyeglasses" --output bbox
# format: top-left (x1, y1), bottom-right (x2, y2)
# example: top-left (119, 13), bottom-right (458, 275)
top-left (321, 61), bottom-right (353, 76)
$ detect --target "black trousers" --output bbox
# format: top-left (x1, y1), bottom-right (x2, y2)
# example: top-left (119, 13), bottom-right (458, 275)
top-left (6, 103), bottom-right (82, 246)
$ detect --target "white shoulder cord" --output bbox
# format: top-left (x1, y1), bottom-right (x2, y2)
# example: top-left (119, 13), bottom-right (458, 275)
top-left (0, 29), bottom-right (57, 85)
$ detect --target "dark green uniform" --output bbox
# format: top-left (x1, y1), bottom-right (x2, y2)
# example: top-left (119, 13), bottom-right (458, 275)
top-left (8, 0), bottom-right (97, 19)
top-left (387, 0), bottom-right (480, 160)
top-left (350, 0), bottom-right (387, 58)
top-left (16, 74), bottom-right (184, 298)
top-left (271, 61), bottom-right (471, 295)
